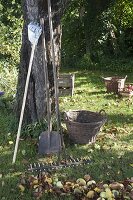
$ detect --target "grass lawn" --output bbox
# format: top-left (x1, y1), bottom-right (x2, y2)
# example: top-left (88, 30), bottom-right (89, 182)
top-left (0, 69), bottom-right (133, 199)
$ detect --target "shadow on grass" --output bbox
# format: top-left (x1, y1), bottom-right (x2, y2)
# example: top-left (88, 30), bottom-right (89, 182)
top-left (59, 144), bottom-right (133, 182)
top-left (0, 142), bottom-right (40, 199)
top-left (76, 90), bottom-right (106, 95)
top-left (107, 113), bottom-right (133, 125)
top-left (121, 132), bottom-right (133, 142)
top-left (104, 93), bottom-right (118, 100)
top-left (61, 68), bottom-right (130, 91)
top-left (75, 71), bottom-right (104, 90)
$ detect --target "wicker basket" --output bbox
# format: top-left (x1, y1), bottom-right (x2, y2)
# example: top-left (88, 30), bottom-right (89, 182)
top-left (64, 110), bottom-right (107, 144)
top-left (102, 76), bottom-right (127, 94)
top-left (119, 83), bottom-right (133, 97)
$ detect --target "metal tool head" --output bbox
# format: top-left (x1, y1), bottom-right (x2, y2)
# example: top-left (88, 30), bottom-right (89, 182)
top-left (28, 158), bottom-right (92, 172)
top-left (38, 131), bottom-right (62, 155)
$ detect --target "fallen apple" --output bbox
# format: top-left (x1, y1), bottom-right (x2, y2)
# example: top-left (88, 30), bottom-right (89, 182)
top-left (56, 181), bottom-right (63, 189)
top-left (74, 188), bottom-right (82, 194)
top-left (103, 184), bottom-right (109, 189)
top-left (94, 187), bottom-right (102, 193)
top-left (84, 174), bottom-right (91, 182)
top-left (76, 178), bottom-right (86, 186)
top-left (105, 188), bottom-right (113, 199)
top-left (73, 183), bottom-right (79, 189)
top-left (112, 190), bottom-right (119, 198)
top-left (100, 191), bottom-right (106, 198)
top-left (109, 182), bottom-right (124, 190)
top-left (86, 190), bottom-right (95, 199)
top-left (87, 180), bottom-right (96, 186)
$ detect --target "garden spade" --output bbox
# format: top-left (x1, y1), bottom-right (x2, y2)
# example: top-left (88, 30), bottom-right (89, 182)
top-left (38, 17), bottom-right (61, 155)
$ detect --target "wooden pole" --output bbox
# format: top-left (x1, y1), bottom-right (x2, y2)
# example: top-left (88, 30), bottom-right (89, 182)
top-left (40, 18), bottom-right (52, 152)
top-left (12, 43), bottom-right (36, 164)
top-left (47, 0), bottom-right (66, 161)
top-left (47, 0), bottom-right (60, 134)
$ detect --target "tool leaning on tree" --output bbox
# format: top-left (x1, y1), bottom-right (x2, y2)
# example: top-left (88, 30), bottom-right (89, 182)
top-left (29, 0), bottom-right (92, 172)
top-left (12, 22), bottom-right (42, 164)
top-left (38, 6), bottom-right (63, 156)
top-left (13, 0), bottom-right (92, 170)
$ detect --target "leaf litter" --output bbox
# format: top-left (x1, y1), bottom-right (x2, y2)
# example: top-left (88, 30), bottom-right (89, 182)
top-left (18, 173), bottom-right (133, 199)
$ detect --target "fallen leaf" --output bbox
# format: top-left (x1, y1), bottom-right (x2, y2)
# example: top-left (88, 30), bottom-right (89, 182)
top-left (22, 159), bottom-right (29, 164)
top-left (21, 150), bottom-right (26, 155)
top-left (129, 191), bottom-right (133, 199)
top-left (9, 141), bottom-right (13, 145)
top-left (1, 197), bottom-right (6, 200)
top-left (18, 184), bottom-right (25, 192)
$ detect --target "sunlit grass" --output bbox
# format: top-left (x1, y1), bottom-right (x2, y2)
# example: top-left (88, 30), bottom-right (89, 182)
top-left (0, 69), bottom-right (133, 199)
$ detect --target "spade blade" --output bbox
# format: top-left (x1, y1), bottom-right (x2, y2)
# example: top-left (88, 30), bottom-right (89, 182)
top-left (38, 131), bottom-right (62, 155)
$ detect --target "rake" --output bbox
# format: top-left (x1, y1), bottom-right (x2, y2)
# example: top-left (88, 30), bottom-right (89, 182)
top-left (28, 157), bottom-right (92, 173)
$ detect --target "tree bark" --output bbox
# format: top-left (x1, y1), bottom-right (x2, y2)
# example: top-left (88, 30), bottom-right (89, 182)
top-left (16, 0), bottom-right (63, 124)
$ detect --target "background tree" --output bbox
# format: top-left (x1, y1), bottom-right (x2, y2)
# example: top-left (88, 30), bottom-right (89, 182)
top-left (0, 0), bottom-right (132, 126)
top-left (62, 0), bottom-right (133, 68)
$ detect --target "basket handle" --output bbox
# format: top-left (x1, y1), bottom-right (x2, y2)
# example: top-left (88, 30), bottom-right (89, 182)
top-left (101, 76), bottom-right (105, 80)
top-left (124, 75), bottom-right (127, 80)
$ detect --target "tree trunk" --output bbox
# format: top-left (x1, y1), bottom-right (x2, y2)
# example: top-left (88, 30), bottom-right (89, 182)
top-left (16, 0), bottom-right (63, 124)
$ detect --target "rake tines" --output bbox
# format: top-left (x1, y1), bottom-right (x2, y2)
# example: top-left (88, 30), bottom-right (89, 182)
top-left (28, 158), bottom-right (91, 173)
